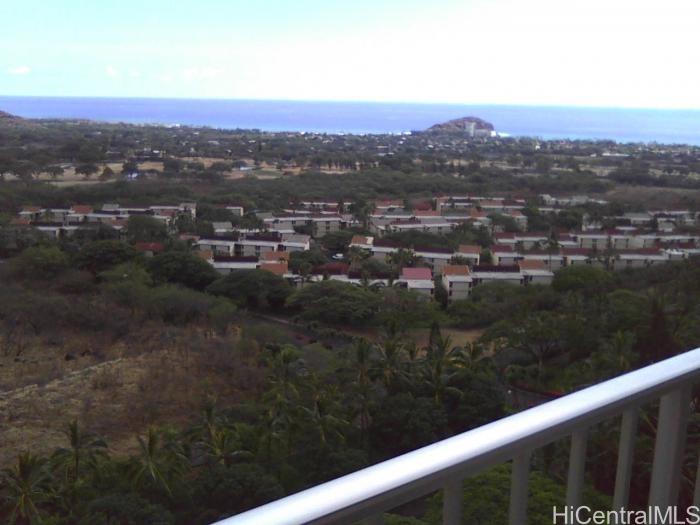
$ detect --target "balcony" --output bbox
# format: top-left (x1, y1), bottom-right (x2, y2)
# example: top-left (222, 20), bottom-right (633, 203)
top-left (214, 347), bottom-right (700, 525)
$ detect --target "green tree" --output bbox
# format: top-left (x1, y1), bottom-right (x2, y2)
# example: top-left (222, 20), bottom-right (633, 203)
top-left (370, 393), bottom-right (447, 457)
top-left (288, 249), bottom-right (328, 274)
top-left (287, 280), bottom-right (380, 325)
top-left (0, 453), bottom-right (51, 525)
top-left (552, 265), bottom-right (615, 297)
top-left (121, 159), bottom-right (138, 174)
top-left (319, 230), bottom-right (354, 254)
top-left (75, 163), bottom-right (99, 179)
top-left (52, 420), bottom-right (108, 482)
top-left (147, 251), bottom-right (219, 290)
top-left (192, 464), bottom-right (283, 524)
top-left (84, 492), bottom-right (174, 525)
top-left (129, 427), bottom-right (185, 497)
top-left (99, 166), bottom-right (115, 181)
top-left (45, 165), bottom-right (64, 179)
top-left (422, 329), bottom-right (460, 404)
top-left (126, 215), bottom-right (168, 243)
top-left (424, 464), bottom-right (609, 525)
top-left (75, 240), bottom-right (141, 274)
top-left (10, 245), bottom-right (69, 280)
top-left (207, 269), bottom-right (291, 310)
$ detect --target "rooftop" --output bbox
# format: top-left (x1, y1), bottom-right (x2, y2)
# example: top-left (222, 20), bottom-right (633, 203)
top-left (442, 264), bottom-right (470, 276)
top-left (401, 267), bottom-right (433, 280)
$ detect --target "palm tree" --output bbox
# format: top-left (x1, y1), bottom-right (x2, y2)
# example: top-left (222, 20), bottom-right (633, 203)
top-left (261, 345), bottom-right (306, 466)
top-left (546, 235), bottom-right (560, 271)
top-left (265, 345), bottom-right (305, 402)
top-left (52, 420), bottom-right (108, 482)
top-left (423, 333), bottom-right (460, 404)
top-left (130, 427), bottom-right (185, 497)
top-left (388, 248), bottom-right (415, 272)
top-left (347, 246), bottom-right (370, 271)
top-left (373, 335), bottom-right (407, 393)
top-left (349, 199), bottom-right (372, 230)
top-left (349, 339), bottom-right (375, 447)
top-left (0, 453), bottom-right (51, 525)
top-left (301, 383), bottom-right (348, 449)
top-left (189, 405), bottom-right (254, 467)
top-left (298, 262), bottom-right (313, 288)
top-left (450, 341), bottom-right (492, 375)
top-left (205, 427), bottom-right (254, 467)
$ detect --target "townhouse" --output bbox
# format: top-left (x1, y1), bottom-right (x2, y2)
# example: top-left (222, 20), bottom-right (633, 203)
top-left (413, 246), bottom-right (455, 273)
top-left (262, 213), bottom-right (346, 237)
top-left (398, 267), bottom-right (434, 296)
top-left (611, 249), bottom-right (670, 270)
top-left (441, 265), bottom-right (472, 302)
top-left (471, 265), bottom-right (524, 286)
top-left (494, 232), bottom-right (550, 250)
top-left (519, 260), bottom-right (555, 285)
top-left (490, 244), bottom-right (519, 266)
top-left (196, 231), bottom-right (311, 259)
top-left (455, 245), bottom-right (481, 266)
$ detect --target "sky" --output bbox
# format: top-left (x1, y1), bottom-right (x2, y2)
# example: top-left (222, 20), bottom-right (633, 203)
top-left (1, 0), bottom-right (699, 109)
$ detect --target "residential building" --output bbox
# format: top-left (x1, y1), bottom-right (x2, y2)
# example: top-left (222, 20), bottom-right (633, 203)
top-left (441, 265), bottom-right (472, 302)
top-left (399, 267), bottom-right (434, 296)
top-left (519, 260), bottom-right (554, 285)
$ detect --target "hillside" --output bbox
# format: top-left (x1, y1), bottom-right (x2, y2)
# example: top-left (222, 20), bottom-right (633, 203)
top-left (426, 116), bottom-right (494, 134)
top-left (0, 110), bottom-right (22, 121)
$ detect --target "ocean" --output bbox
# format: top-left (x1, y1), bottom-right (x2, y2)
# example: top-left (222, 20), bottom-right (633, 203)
top-left (1, 96), bottom-right (699, 145)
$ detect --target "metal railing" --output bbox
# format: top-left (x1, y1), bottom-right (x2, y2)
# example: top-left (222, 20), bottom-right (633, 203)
top-left (214, 347), bottom-right (700, 525)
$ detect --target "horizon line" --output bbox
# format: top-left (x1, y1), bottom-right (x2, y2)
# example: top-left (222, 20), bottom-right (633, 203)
top-left (1, 93), bottom-right (700, 113)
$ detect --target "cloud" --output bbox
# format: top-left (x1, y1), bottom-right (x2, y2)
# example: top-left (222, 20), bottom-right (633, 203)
top-left (7, 65), bottom-right (31, 75)
top-left (105, 65), bottom-right (120, 78)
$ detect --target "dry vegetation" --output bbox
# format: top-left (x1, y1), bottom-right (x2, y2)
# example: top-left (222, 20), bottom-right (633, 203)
top-left (0, 324), bottom-right (268, 467)
top-left (604, 185), bottom-right (700, 208)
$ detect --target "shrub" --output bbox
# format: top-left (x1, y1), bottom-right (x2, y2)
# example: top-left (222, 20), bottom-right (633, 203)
top-left (10, 245), bottom-right (69, 279)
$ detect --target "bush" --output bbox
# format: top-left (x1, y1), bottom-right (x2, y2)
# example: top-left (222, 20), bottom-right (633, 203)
top-left (193, 464), bottom-right (284, 523)
top-left (207, 269), bottom-right (291, 310)
top-left (147, 251), bottom-right (219, 290)
top-left (76, 240), bottom-right (141, 274)
top-left (552, 265), bottom-right (615, 296)
top-left (126, 215), bottom-right (168, 243)
top-left (10, 245), bottom-right (68, 279)
top-left (425, 464), bottom-right (610, 525)
top-left (85, 492), bottom-right (174, 525)
top-left (370, 393), bottom-right (448, 457)
top-left (287, 280), bottom-right (380, 325)
top-left (144, 285), bottom-right (213, 325)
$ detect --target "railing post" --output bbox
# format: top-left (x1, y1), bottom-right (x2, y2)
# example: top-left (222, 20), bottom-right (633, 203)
top-left (509, 451), bottom-right (531, 525)
top-left (613, 408), bottom-right (639, 509)
top-left (442, 478), bottom-right (462, 525)
top-left (566, 429), bottom-right (588, 509)
top-left (649, 386), bottom-right (691, 508)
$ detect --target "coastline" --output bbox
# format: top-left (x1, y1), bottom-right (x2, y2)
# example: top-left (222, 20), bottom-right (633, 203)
top-left (1, 95), bottom-right (700, 145)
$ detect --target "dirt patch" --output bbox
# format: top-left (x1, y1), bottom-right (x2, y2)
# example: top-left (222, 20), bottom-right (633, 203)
top-left (0, 328), bottom-right (265, 467)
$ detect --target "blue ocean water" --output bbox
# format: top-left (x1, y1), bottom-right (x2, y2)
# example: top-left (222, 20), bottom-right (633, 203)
top-left (0, 96), bottom-right (698, 145)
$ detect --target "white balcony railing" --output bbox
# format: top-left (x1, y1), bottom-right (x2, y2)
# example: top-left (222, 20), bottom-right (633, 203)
top-left (213, 347), bottom-right (700, 525)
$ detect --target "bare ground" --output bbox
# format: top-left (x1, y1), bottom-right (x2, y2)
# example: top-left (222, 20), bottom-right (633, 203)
top-left (0, 327), bottom-right (265, 467)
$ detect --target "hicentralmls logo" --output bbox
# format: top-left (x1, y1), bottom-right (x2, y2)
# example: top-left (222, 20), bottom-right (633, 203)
top-left (552, 506), bottom-right (700, 525)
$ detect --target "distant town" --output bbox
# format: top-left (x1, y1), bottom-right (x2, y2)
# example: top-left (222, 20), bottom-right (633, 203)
top-left (2, 113), bottom-right (700, 524)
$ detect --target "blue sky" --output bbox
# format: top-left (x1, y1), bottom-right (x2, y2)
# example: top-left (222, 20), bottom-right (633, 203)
top-left (1, 0), bottom-right (699, 109)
